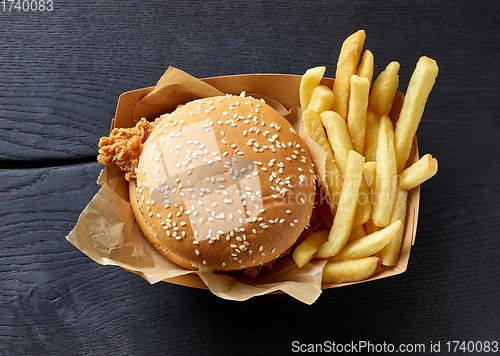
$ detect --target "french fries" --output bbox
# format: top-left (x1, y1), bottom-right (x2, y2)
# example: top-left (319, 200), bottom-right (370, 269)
top-left (320, 110), bottom-right (372, 225)
top-left (363, 111), bottom-right (379, 162)
top-left (347, 75), bottom-right (370, 155)
top-left (299, 66), bottom-right (326, 111)
top-left (315, 150), bottom-right (365, 259)
top-left (371, 116), bottom-right (398, 227)
top-left (395, 56), bottom-right (439, 172)
top-left (378, 188), bottom-right (408, 266)
top-left (307, 85), bottom-right (335, 113)
top-left (363, 161), bottom-right (377, 190)
top-left (322, 256), bottom-right (380, 284)
top-left (295, 31), bottom-right (439, 286)
top-left (329, 220), bottom-right (401, 262)
top-left (332, 30), bottom-right (366, 120)
top-left (301, 110), bottom-right (342, 207)
top-left (320, 110), bottom-right (352, 171)
top-left (293, 229), bottom-right (329, 268)
top-left (389, 91), bottom-right (405, 125)
top-left (400, 153), bottom-right (438, 190)
top-left (357, 50), bottom-right (374, 84)
top-left (368, 61), bottom-right (400, 118)
top-left (347, 224), bottom-right (367, 244)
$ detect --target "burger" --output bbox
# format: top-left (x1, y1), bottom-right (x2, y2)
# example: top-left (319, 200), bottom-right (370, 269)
top-left (98, 94), bottom-right (319, 276)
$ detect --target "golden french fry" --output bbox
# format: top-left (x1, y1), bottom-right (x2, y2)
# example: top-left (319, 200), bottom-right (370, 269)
top-left (368, 61), bottom-right (400, 118)
top-left (363, 161), bottom-right (377, 190)
top-left (395, 56), bottom-right (439, 172)
top-left (316, 150), bottom-right (365, 258)
top-left (357, 49), bottom-right (374, 84)
top-left (363, 161), bottom-right (377, 219)
top-left (322, 256), bottom-right (380, 284)
top-left (347, 75), bottom-right (370, 154)
top-left (363, 111), bottom-right (379, 162)
top-left (321, 111), bottom-right (371, 225)
top-left (379, 188), bottom-right (408, 266)
top-left (329, 220), bottom-right (401, 262)
top-left (293, 229), bottom-right (329, 268)
top-left (372, 116), bottom-right (397, 227)
top-left (389, 91), bottom-right (404, 126)
top-left (301, 110), bottom-right (342, 206)
top-left (353, 184), bottom-right (371, 226)
top-left (332, 30), bottom-right (366, 120)
top-left (299, 66), bottom-right (326, 111)
top-left (320, 110), bottom-right (352, 171)
top-left (347, 224), bottom-right (367, 244)
top-left (400, 153), bottom-right (438, 190)
top-left (307, 85), bottom-right (335, 113)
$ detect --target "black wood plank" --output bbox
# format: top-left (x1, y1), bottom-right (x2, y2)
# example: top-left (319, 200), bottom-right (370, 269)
top-left (1, 1), bottom-right (499, 162)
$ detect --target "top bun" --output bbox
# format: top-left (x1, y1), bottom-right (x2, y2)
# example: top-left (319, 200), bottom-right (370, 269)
top-left (130, 95), bottom-right (316, 272)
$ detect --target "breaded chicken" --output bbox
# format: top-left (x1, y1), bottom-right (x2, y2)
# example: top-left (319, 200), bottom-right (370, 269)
top-left (97, 118), bottom-right (155, 181)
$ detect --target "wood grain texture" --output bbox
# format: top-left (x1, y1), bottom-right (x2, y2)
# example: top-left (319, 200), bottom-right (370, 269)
top-left (1, 0), bottom-right (500, 355)
top-left (1, 0), bottom-right (499, 162)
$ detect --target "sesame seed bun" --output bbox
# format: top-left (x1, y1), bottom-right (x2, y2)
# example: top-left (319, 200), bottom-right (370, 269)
top-left (130, 95), bottom-right (316, 272)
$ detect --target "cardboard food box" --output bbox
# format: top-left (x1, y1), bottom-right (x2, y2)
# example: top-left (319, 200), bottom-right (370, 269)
top-left (67, 67), bottom-right (419, 304)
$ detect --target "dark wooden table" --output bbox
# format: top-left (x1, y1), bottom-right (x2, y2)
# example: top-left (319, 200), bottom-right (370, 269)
top-left (2, 1), bottom-right (499, 355)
